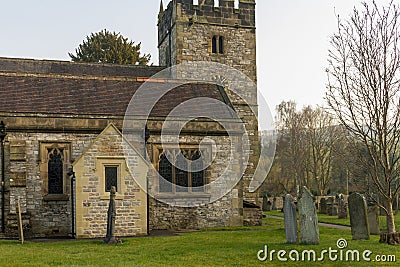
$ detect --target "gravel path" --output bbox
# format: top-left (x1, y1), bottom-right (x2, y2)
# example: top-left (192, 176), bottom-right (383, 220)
top-left (265, 215), bottom-right (351, 230)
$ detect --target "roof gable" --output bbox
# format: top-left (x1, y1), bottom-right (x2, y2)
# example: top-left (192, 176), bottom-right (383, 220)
top-left (72, 123), bottom-right (148, 167)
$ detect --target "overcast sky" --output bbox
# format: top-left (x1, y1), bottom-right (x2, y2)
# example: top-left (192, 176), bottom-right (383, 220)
top-left (0, 0), bottom-right (393, 117)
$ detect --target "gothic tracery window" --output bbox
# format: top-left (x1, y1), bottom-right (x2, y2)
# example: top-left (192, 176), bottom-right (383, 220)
top-left (158, 148), bottom-right (206, 193)
top-left (40, 142), bottom-right (71, 198)
top-left (191, 150), bottom-right (205, 192)
top-left (159, 153), bottom-right (173, 192)
top-left (175, 154), bottom-right (189, 192)
top-left (48, 148), bottom-right (64, 194)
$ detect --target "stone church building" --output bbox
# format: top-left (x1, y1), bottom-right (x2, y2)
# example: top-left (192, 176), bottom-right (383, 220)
top-left (0, 0), bottom-right (260, 238)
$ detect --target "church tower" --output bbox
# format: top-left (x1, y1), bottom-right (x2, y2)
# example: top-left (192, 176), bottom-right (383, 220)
top-left (158, 0), bottom-right (256, 83)
top-left (158, 0), bottom-right (260, 207)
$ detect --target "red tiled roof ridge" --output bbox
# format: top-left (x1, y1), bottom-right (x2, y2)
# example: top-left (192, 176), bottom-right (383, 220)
top-left (0, 71), bottom-right (220, 85)
top-left (0, 71), bottom-right (142, 82)
top-left (0, 56), bottom-right (159, 69)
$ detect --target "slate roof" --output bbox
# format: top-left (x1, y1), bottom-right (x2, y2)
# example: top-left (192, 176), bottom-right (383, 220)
top-left (0, 58), bottom-right (235, 119)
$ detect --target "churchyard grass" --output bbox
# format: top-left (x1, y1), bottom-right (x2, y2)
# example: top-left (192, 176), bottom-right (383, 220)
top-left (0, 217), bottom-right (399, 266)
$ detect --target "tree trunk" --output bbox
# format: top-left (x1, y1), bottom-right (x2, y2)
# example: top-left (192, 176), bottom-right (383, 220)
top-left (386, 201), bottom-right (396, 234)
top-left (379, 232), bottom-right (400, 245)
top-left (379, 199), bottom-right (399, 245)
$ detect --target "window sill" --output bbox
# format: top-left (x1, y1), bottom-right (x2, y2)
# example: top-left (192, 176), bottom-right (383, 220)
top-left (155, 193), bottom-right (211, 199)
top-left (43, 194), bottom-right (69, 202)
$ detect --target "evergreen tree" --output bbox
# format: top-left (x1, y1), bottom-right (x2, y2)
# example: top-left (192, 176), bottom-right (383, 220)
top-left (69, 29), bottom-right (151, 65)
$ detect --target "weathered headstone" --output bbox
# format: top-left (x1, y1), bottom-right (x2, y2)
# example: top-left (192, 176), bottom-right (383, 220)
top-left (338, 195), bottom-right (348, 219)
top-left (367, 205), bottom-right (380, 235)
top-left (329, 203), bottom-right (338, 216)
top-left (319, 198), bottom-right (327, 214)
top-left (284, 194), bottom-right (298, 243)
top-left (272, 197), bottom-right (277, 210)
top-left (105, 186), bottom-right (121, 244)
top-left (298, 187), bottom-right (319, 244)
top-left (327, 197), bottom-right (337, 216)
top-left (348, 193), bottom-right (370, 240)
top-left (262, 197), bottom-right (271, 211)
top-left (392, 197), bottom-right (399, 211)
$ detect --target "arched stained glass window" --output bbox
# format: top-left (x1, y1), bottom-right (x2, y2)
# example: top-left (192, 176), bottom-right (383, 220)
top-left (191, 151), bottom-right (205, 192)
top-left (175, 154), bottom-right (189, 192)
top-left (157, 149), bottom-right (207, 193)
top-left (159, 153), bottom-right (173, 192)
top-left (48, 148), bottom-right (63, 194)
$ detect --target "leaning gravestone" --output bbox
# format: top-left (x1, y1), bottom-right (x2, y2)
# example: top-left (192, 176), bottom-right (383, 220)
top-left (320, 198), bottom-right (327, 214)
top-left (348, 193), bottom-right (370, 240)
top-left (284, 194), bottom-right (298, 243)
top-left (338, 195), bottom-right (348, 219)
top-left (298, 187), bottom-right (319, 244)
top-left (367, 205), bottom-right (380, 235)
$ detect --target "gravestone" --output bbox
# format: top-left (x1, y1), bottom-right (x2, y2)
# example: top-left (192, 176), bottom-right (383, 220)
top-left (272, 197), bottom-right (277, 210)
top-left (327, 197), bottom-right (337, 216)
top-left (367, 205), bottom-right (380, 235)
top-left (338, 195), bottom-right (348, 219)
top-left (284, 194), bottom-right (298, 243)
top-left (329, 203), bottom-right (338, 216)
top-left (319, 198), bottom-right (327, 214)
top-left (348, 193), bottom-right (370, 240)
top-left (392, 197), bottom-right (399, 212)
top-left (298, 187), bottom-right (320, 244)
top-left (262, 197), bottom-right (271, 211)
top-left (105, 186), bottom-right (121, 244)
top-left (262, 197), bottom-right (268, 211)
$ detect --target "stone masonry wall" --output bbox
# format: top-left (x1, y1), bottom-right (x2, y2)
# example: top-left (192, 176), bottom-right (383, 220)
top-left (4, 132), bottom-right (96, 237)
top-left (74, 125), bottom-right (148, 238)
top-left (148, 126), bottom-right (244, 230)
top-left (158, 0), bottom-right (261, 213)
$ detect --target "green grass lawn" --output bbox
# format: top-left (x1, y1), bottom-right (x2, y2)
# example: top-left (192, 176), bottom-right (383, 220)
top-left (0, 218), bottom-right (399, 266)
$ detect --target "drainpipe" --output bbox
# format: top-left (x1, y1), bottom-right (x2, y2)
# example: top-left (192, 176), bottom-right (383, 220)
top-left (67, 167), bottom-right (76, 239)
top-left (144, 126), bottom-right (150, 235)
top-left (0, 121), bottom-right (7, 233)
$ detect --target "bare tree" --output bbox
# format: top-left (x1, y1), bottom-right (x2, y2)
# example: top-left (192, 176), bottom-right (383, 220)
top-left (326, 0), bottom-right (400, 243)
top-left (276, 101), bottom-right (308, 195)
top-left (303, 107), bottom-right (344, 195)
